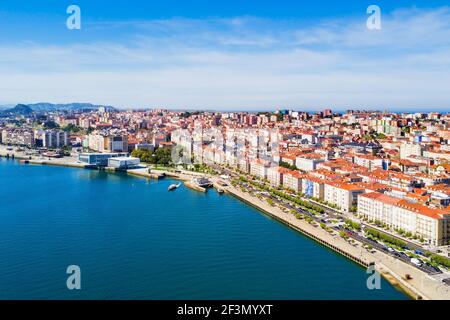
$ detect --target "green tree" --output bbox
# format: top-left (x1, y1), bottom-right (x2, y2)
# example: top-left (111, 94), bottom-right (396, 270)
top-left (43, 120), bottom-right (59, 129)
top-left (279, 161), bottom-right (298, 170)
top-left (63, 123), bottom-right (81, 133)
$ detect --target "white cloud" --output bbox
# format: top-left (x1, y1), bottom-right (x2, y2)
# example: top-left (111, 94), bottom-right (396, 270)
top-left (1, 7), bottom-right (450, 110)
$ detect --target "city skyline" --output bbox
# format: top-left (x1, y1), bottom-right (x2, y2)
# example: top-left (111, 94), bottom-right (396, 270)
top-left (1, 1), bottom-right (450, 110)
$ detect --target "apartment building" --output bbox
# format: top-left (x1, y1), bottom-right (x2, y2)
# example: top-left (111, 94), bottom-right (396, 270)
top-left (295, 153), bottom-right (325, 172)
top-left (324, 181), bottom-right (365, 212)
top-left (266, 166), bottom-right (290, 187)
top-left (400, 142), bottom-right (423, 159)
top-left (353, 154), bottom-right (383, 170)
top-left (1, 128), bottom-right (35, 147)
top-left (39, 130), bottom-right (68, 149)
top-left (282, 170), bottom-right (303, 193)
top-left (87, 133), bottom-right (128, 152)
top-left (302, 175), bottom-right (325, 200)
top-left (358, 192), bottom-right (450, 246)
top-left (250, 159), bottom-right (270, 179)
top-left (238, 158), bottom-right (250, 174)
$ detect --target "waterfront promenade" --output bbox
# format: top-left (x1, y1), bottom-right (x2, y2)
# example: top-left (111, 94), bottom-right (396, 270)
top-left (219, 182), bottom-right (450, 300)
top-left (123, 165), bottom-right (450, 300)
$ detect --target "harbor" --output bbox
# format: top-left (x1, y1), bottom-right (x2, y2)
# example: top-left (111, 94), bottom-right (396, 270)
top-left (0, 158), bottom-right (406, 299)
top-left (1, 147), bottom-right (449, 299)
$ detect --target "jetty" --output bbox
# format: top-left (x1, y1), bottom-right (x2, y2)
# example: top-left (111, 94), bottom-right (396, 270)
top-left (184, 181), bottom-right (207, 192)
top-left (127, 168), bottom-right (165, 180)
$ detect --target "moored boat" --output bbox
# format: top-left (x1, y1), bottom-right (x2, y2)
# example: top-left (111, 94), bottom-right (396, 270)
top-left (190, 177), bottom-right (212, 188)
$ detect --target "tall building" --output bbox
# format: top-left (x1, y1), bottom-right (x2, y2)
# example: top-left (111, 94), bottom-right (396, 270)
top-left (40, 130), bottom-right (68, 148)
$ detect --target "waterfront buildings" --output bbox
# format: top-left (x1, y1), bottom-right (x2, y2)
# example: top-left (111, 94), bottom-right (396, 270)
top-left (323, 181), bottom-right (365, 212)
top-left (1, 128), bottom-right (35, 147)
top-left (38, 130), bottom-right (69, 148)
top-left (78, 152), bottom-right (129, 166)
top-left (281, 170), bottom-right (303, 193)
top-left (1, 105), bottom-right (449, 248)
top-left (250, 159), bottom-right (270, 180)
top-left (108, 157), bottom-right (140, 169)
top-left (358, 192), bottom-right (450, 246)
top-left (86, 132), bottom-right (129, 152)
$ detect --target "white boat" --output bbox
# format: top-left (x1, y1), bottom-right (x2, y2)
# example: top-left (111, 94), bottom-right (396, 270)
top-left (168, 183), bottom-right (181, 191)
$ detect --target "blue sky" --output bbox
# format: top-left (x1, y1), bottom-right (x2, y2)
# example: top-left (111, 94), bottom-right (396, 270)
top-left (1, 1), bottom-right (450, 111)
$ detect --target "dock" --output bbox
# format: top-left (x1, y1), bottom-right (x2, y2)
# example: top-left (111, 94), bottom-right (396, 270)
top-left (184, 181), bottom-right (207, 192)
top-left (127, 168), bottom-right (165, 180)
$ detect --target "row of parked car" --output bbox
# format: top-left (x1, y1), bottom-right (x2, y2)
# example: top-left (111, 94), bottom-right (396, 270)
top-left (361, 234), bottom-right (442, 273)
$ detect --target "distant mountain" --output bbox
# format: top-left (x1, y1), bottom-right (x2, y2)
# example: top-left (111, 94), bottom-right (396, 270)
top-left (0, 102), bottom-right (117, 117)
top-left (28, 102), bottom-right (116, 112)
top-left (0, 104), bottom-right (33, 116)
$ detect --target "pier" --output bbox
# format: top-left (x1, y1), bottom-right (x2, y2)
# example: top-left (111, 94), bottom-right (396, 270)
top-left (127, 168), bottom-right (165, 180)
top-left (184, 181), bottom-right (207, 192)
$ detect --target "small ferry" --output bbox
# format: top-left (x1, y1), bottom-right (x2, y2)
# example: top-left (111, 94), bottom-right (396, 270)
top-left (168, 183), bottom-right (181, 191)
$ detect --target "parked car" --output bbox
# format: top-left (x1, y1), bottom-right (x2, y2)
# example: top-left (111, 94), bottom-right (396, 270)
top-left (399, 252), bottom-right (409, 259)
top-left (425, 262), bottom-right (441, 273)
top-left (411, 258), bottom-right (422, 267)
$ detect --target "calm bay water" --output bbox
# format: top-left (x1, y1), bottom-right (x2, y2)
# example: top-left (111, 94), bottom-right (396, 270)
top-left (0, 158), bottom-right (407, 299)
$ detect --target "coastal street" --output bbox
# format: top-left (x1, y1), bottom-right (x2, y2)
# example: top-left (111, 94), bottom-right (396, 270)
top-left (218, 178), bottom-right (450, 300)
top-left (234, 176), bottom-right (443, 274)
top-left (202, 163), bottom-right (450, 299)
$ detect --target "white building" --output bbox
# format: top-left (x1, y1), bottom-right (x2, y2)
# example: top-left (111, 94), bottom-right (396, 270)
top-left (324, 181), bottom-right (365, 212)
top-left (358, 192), bottom-right (450, 246)
top-left (40, 130), bottom-right (68, 149)
top-left (108, 157), bottom-right (140, 169)
top-left (282, 170), bottom-right (303, 193)
top-left (250, 159), bottom-right (270, 179)
top-left (302, 175), bottom-right (325, 199)
top-left (267, 166), bottom-right (287, 187)
top-left (295, 154), bottom-right (325, 172)
top-left (400, 142), bottom-right (423, 160)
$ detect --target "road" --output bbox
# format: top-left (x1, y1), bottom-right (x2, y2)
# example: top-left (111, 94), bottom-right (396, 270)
top-left (208, 163), bottom-right (445, 276)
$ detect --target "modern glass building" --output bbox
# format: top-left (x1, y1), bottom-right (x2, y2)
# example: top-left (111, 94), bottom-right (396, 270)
top-left (78, 152), bottom-right (129, 166)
